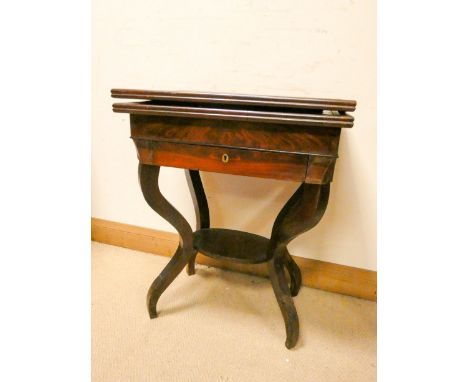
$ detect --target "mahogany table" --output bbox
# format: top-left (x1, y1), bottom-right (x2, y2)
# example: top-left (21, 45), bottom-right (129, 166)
top-left (112, 89), bottom-right (355, 349)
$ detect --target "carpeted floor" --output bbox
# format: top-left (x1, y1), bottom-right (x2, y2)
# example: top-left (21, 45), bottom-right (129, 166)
top-left (92, 242), bottom-right (376, 382)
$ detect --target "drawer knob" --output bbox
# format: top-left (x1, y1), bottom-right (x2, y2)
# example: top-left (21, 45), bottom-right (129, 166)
top-left (221, 153), bottom-right (229, 163)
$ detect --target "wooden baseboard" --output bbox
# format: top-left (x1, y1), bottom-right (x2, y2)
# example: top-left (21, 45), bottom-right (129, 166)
top-left (91, 217), bottom-right (377, 301)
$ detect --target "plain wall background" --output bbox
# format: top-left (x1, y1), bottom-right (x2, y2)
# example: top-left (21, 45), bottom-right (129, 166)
top-left (92, 0), bottom-right (376, 270)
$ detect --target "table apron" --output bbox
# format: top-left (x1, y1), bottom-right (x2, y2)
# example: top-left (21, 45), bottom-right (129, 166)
top-left (133, 139), bottom-right (335, 184)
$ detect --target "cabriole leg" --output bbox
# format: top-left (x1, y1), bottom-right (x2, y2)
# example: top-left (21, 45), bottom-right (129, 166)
top-left (139, 164), bottom-right (194, 318)
top-left (268, 256), bottom-right (299, 349)
top-left (269, 183), bottom-right (330, 348)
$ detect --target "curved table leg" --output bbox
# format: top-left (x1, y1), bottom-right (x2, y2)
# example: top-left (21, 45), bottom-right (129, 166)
top-left (139, 164), bottom-right (194, 318)
top-left (185, 170), bottom-right (210, 275)
top-left (268, 183), bottom-right (330, 349)
top-left (268, 256), bottom-right (299, 349)
top-left (284, 250), bottom-right (302, 297)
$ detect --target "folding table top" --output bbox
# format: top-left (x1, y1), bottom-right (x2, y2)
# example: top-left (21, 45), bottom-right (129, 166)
top-left (112, 89), bottom-right (356, 128)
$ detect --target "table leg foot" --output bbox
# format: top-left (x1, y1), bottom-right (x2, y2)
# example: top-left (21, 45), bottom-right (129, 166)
top-left (268, 257), bottom-right (299, 349)
top-left (146, 245), bottom-right (193, 318)
top-left (186, 255), bottom-right (196, 276)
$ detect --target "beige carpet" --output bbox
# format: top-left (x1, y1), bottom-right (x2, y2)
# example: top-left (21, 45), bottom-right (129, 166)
top-left (92, 242), bottom-right (376, 382)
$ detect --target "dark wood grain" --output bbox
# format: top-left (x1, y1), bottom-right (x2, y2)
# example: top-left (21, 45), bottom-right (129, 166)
top-left (268, 183), bottom-right (330, 348)
top-left (268, 256), bottom-right (299, 349)
top-left (284, 250), bottom-right (302, 297)
top-left (130, 114), bottom-right (341, 157)
top-left (185, 170), bottom-right (210, 275)
top-left (113, 88), bottom-right (355, 349)
top-left (134, 139), bottom-right (310, 182)
top-left (111, 88), bottom-right (357, 112)
top-left (194, 228), bottom-right (270, 264)
top-left (305, 156), bottom-right (337, 184)
top-left (114, 101), bottom-right (353, 128)
top-left (138, 164), bottom-right (195, 318)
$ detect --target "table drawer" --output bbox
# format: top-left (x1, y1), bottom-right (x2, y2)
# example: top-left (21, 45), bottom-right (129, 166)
top-left (134, 139), bottom-right (309, 182)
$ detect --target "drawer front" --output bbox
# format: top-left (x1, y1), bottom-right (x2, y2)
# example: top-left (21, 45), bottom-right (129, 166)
top-left (134, 139), bottom-right (309, 182)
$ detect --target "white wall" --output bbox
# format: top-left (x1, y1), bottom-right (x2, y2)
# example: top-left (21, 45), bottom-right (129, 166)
top-left (92, 0), bottom-right (376, 270)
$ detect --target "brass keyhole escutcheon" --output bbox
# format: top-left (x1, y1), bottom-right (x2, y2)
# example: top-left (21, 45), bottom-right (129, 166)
top-left (221, 153), bottom-right (229, 163)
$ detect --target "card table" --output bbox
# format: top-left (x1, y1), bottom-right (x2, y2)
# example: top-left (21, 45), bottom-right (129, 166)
top-left (112, 89), bottom-right (356, 348)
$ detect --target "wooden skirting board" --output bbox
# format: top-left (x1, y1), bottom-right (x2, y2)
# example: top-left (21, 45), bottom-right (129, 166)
top-left (91, 217), bottom-right (377, 301)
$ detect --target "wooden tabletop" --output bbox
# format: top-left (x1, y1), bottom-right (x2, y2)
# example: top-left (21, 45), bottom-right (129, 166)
top-left (112, 89), bottom-right (356, 128)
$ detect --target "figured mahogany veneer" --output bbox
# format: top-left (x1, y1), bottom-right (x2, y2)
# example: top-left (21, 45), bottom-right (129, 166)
top-left (135, 140), bottom-right (310, 182)
top-left (129, 115), bottom-right (342, 156)
top-left (113, 90), bottom-right (353, 184)
top-left (112, 89), bottom-right (356, 349)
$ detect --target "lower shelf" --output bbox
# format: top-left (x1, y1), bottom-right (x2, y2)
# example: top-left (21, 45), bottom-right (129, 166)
top-left (193, 228), bottom-right (270, 264)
